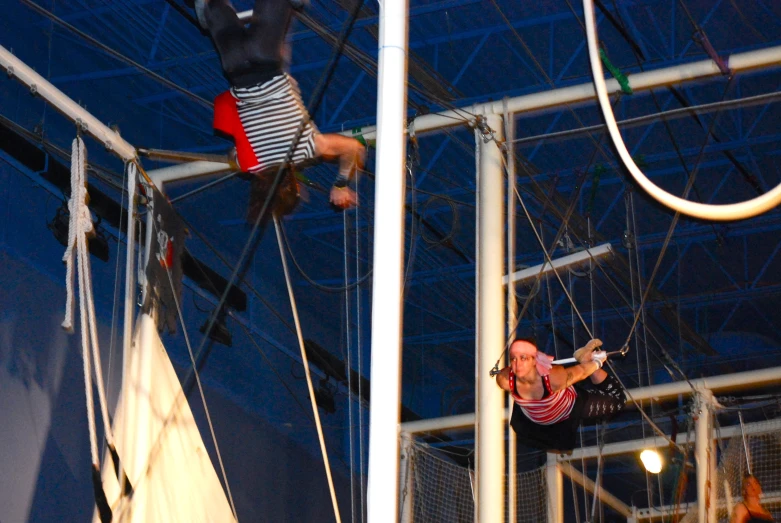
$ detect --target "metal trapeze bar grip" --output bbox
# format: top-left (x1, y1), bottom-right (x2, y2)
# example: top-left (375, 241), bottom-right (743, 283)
top-left (488, 349), bottom-right (625, 377)
top-left (552, 350), bottom-right (625, 366)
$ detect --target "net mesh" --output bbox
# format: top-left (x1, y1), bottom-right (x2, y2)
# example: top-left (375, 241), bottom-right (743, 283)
top-left (677, 418), bottom-right (781, 523)
top-left (402, 440), bottom-right (547, 523)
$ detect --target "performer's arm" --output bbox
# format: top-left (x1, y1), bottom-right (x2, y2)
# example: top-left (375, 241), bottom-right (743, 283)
top-left (495, 366), bottom-right (511, 392)
top-left (548, 360), bottom-right (603, 392)
top-left (730, 503), bottom-right (748, 523)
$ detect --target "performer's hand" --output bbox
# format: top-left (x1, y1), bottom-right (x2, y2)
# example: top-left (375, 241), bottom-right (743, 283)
top-left (330, 186), bottom-right (357, 209)
top-left (573, 338), bottom-right (603, 363)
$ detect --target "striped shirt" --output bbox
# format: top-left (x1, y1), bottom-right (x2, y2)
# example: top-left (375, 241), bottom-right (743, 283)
top-left (231, 73), bottom-right (318, 173)
top-left (509, 370), bottom-right (577, 425)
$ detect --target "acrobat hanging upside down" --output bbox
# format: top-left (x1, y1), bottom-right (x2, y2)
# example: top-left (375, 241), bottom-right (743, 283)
top-left (496, 338), bottom-right (626, 452)
top-left (188, 0), bottom-right (366, 214)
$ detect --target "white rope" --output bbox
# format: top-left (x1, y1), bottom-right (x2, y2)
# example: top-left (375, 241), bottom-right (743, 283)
top-left (582, 0), bottom-right (781, 221)
top-left (355, 190), bottom-right (366, 523)
top-left (63, 136), bottom-right (100, 465)
top-left (273, 215), bottom-right (342, 523)
top-left (61, 135), bottom-right (119, 477)
top-left (343, 210), bottom-right (357, 523)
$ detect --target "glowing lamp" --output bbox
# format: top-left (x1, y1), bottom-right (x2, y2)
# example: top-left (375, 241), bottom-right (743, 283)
top-left (640, 449), bottom-right (663, 474)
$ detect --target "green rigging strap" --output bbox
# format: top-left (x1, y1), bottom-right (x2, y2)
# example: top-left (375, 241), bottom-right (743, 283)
top-left (599, 48), bottom-right (633, 95)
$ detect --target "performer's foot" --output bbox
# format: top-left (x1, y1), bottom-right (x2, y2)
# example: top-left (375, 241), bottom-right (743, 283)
top-left (193, 0), bottom-right (209, 28)
top-left (289, 0), bottom-right (309, 11)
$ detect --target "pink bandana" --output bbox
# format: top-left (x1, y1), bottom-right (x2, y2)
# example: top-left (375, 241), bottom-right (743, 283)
top-left (512, 340), bottom-right (555, 376)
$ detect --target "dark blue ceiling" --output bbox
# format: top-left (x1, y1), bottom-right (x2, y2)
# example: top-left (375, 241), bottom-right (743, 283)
top-left (2, 0), bottom-right (781, 519)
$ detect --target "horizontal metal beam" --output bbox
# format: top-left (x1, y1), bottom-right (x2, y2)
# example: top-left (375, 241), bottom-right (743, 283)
top-left (566, 417), bottom-right (781, 461)
top-left (341, 45), bottom-right (781, 141)
top-left (512, 90), bottom-right (781, 147)
top-left (399, 367), bottom-right (781, 434)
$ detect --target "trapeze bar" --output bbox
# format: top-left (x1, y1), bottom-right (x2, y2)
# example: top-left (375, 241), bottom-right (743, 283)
top-left (399, 366), bottom-right (781, 434)
top-left (147, 161), bottom-right (235, 185)
top-left (0, 45), bottom-right (136, 161)
top-left (342, 45), bottom-right (781, 142)
top-left (559, 461), bottom-right (632, 517)
top-left (503, 243), bottom-right (613, 286)
top-left (138, 147), bottom-right (238, 168)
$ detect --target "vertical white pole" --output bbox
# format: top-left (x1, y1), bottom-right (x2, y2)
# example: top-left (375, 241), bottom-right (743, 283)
top-left (504, 101), bottom-right (517, 523)
top-left (367, 2), bottom-right (408, 522)
top-left (476, 113), bottom-right (505, 522)
top-left (695, 389), bottom-right (715, 523)
top-left (546, 454), bottom-right (564, 523)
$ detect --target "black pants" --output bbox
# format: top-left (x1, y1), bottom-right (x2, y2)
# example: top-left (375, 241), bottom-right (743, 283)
top-left (202, 0), bottom-right (295, 87)
top-left (511, 373), bottom-right (626, 452)
top-left (580, 372), bottom-right (626, 419)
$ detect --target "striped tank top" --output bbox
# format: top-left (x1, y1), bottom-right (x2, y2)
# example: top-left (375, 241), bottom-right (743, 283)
top-left (231, 73), bottom-right (318, 173)
top-left (509, 370), bottom-right (577, 425)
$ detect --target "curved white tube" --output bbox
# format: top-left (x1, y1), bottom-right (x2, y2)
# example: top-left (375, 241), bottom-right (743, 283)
top-left (582, 0), bottom-right (781, 221)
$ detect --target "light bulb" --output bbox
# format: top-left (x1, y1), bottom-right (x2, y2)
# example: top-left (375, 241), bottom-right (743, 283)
top-left (640, 449), bottom-right (663, 474)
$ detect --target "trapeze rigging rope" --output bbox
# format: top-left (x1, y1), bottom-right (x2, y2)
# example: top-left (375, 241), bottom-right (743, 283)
top-left (273, 215), bottom-right (343, 523)
top-left (497, 78), bottom-right (714, 388)
top-left (166, 208), bottom-right (365, 437)
top-left (496, 146), bottom-right (686, 449)
top-left (617, 77), bottom-right (737, 359)
top-left (496, 123), bottom-right (616, 356)
top-left (354, 188), bottom-right (367, 523)
top-left (157, 233), bottom-right (240, 522)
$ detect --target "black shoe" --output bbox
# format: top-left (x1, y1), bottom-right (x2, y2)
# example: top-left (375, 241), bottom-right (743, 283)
top-left (193, 0), bottom-right (208, 29)
top-left (289, 0), bottom-right (309, 11)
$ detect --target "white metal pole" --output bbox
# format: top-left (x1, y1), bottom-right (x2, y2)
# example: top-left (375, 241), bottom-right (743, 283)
top-left (476, 113), bottom-right (505, 522)
top-left (504, 101), bottom-right (517, 523)
top-left (367, 2), bottom-right (408, 522)
top-left (340, 45), bottom-right (781, 141)
top-left (547, 454), bottom-right (564, 523)
top-left (695, 389), bottom-right (715, 523)
top-left (0, 45), bottom-right (136, 161)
